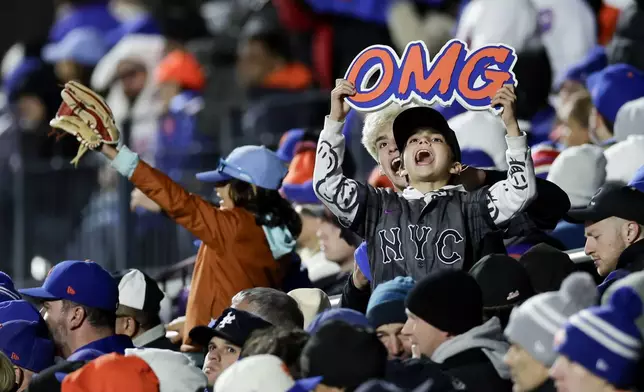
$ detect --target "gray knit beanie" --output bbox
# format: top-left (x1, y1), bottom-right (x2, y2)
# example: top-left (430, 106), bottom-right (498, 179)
top-left (504, 272), bottom-right (597, 366)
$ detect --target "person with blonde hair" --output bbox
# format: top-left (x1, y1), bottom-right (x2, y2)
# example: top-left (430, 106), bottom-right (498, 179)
top-left (0, 351), bottom-right (16, 392)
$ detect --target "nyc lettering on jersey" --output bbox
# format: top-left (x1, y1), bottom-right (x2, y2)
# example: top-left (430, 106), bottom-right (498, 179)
top-left (343, 39), bottom-right (518, 114)
top-left (378, 225), bottom-right (464, 266)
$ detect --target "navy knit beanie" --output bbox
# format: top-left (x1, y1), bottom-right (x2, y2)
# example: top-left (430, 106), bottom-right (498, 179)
top-left (405, 270), bottom-right (483, 335)
top-left (366, 277), bottom-right (415, 328)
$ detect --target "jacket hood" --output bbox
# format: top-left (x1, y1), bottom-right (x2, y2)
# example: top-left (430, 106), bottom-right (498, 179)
top-left (430, 317), bottom-right (511, 379)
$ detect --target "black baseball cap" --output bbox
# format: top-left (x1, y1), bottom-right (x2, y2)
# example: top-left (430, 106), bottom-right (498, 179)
top-left (300, 320), bottom-right (387, 390)
top-left (392, 106), bottom-right (461, 163)
top-left (564, 184), bottom-right (644, 225)
top-left (189, 308), bottom-right (272, 348)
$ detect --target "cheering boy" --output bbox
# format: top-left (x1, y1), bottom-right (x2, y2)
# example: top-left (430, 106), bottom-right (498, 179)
top-left (314, 79), bottom-right (536, 286)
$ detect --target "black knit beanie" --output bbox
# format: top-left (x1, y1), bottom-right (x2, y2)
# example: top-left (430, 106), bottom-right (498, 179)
top-left (405, 270), bottom-right (483, 335)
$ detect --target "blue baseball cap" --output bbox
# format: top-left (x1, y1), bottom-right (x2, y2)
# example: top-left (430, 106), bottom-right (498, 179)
top-left (555, 46), bottom-right (607, 90)
top-left (196, 145), bottom-right (288, 190)
top-left (20, 260), bottom-right (119, 311)
top-left (0, 300), bottom-right (43, 325)
top-left (42, 28), bottom-right (108, 66)
top-left (0, 320), bottom-right (55, 372)
top-left (277, 129), bottom-right (305, 162)
top-left (281, 180), bottom-right (320, 205)
top-left (629, 165), bottom-right (644, 193)
top-left (0, 272), bottom-right (21, 303)
top-left (586, 64), bottom-right (644, 125)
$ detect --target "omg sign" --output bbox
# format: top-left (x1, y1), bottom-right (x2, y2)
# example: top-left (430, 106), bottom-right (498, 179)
top-left (344, 39), bottom-right (518, 114)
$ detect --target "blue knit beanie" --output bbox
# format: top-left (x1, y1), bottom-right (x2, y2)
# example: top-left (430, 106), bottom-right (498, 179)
top-left (554, 286), bottom-right (643, 388)
top-left (366, 277), bottom-right (415, 328)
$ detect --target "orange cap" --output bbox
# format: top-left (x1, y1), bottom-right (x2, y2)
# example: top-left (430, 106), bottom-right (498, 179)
top-left (62, 353), bottom-right (160, 392)
top-left (368, 167), bottom-right (395, 190)
top-left (155, 50), bottom-right (206, 91)
top-left (283, 149), bottom-right (316, 185)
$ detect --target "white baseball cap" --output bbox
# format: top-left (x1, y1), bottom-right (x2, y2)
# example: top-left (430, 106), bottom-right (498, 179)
top-left (214, 354), bottom-right (323, 392)
top-left (288, 288), bottom-right (332, 330)
top-left (118, 269), bottom-right (165, 312)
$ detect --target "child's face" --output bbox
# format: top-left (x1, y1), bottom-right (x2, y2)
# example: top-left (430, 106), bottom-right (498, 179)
top-left (401, 129), bottom-right (455, 183)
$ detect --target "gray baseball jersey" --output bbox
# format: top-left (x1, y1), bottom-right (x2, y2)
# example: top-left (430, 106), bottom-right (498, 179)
top-left (314, 116), bottom-right (536, 287)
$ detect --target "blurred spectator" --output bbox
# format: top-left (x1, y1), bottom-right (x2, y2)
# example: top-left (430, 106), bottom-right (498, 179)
top-left (531, 0), bottom-right (596, 90)
top-left (459, 149), bottom-right (495, 170)
top-left (287, 288), bottom-right (332, 330)
top-left (605, 0), bottom-right (644, 71)
top-left (519, 244), bottom-right (577, 293)
top-left (366, 276), bottom-right (414, 360)
top-left (455, 0), bottom-right (538, 52)
top-left (300, 320), bottom-right (388, 391)
top-left (555, 45), bottom-right (607, 107)
top-left (550, 286), bottom-right (644, 391)
top-left (105, 0), bottom-right (160, 48)
top-left (315, 210), bottom-right (361, 295)
top-left (188, 308), bottom-right (272, 386)
top-left (586, 63), bottom-right (644, 148)
top-left (153, 49), bottom-right (208, 181)
top-left (125, 347), bottom-right (207, 392)
top-left (403, 270), bottom-right (512, 392)
top-left (231, 287), bottom-right (304, 330)
top-left (547, 144), bottom-right (607, 208)
top-left (240, 327), bottom-right (310, 378)
top-left (236, 25), bottom-right (313, 98)
top-left (386, 1), bottom-right (457, 58)
top-left (19, 260), bottom-right (134, 360)
top-left (469, 254), bottom-right (535, 329)
top-left (503, 272), bottom-right (598, 392)
top-left (565, 183), bottom-right (644, 292)
top-left (556, 90), bottom-right (594, 148)
top-left (605, 96), bottom-right (644, 183)
top-left (90, 34), bottom-right (165, 163)
top-left (49, 0), bottom-right (121, 44)
top-left (116, 269), bottom-right (179, 351)
top-left (42, 28), bottom-right (108, 85)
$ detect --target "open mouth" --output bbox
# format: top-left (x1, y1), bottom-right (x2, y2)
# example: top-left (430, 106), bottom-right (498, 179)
top-left (390, 157), bottom-right (402, 173)
top-left (414, 149), bottom-right (433, 165)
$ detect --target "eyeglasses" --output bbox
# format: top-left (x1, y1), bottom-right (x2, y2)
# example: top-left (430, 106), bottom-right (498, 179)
top-left (216, 158), bottom-right (255, 184)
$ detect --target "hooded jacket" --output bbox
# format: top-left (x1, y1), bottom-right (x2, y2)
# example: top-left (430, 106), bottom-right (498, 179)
top-left (431, 317), bottom-right (513, 392)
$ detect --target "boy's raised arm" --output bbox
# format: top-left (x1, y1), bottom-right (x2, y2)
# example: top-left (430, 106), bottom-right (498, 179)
top-left (486, 85), bottom-right (537, 225)
top-left (314, 80), bottom-right (366, 229)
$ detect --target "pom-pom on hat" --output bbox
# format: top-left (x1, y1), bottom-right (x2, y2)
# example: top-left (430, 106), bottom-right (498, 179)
top-left (554, 286), bottom-right (643, 387)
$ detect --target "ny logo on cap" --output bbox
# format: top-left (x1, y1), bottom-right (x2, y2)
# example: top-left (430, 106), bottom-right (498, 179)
top-left (218, 312), bottom-right (235, 329)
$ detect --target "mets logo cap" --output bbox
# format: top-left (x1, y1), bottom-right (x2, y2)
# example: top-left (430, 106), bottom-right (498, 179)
top-left (19, 260), bottom-right (118, 311)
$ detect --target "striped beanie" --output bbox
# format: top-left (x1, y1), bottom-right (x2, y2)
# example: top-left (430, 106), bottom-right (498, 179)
top-left (554, 286), bottom-right (644, 388)
top-left (504, 272), bottom-right (597, 367)
top-left (531, 142), bottom-right (560, 179)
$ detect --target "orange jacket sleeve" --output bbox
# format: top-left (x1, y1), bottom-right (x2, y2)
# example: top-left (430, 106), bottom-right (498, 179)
top-left (129, 160), bottom-right (242, 249)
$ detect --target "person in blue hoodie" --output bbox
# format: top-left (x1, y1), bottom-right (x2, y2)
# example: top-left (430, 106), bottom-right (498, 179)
top-left (19, 260), bottom-right (134, 360)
